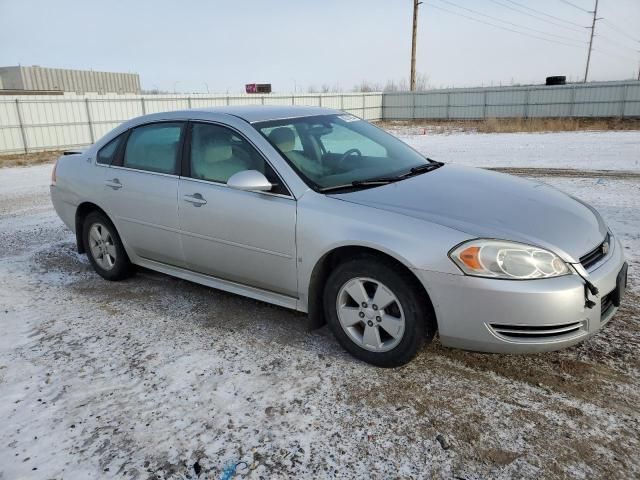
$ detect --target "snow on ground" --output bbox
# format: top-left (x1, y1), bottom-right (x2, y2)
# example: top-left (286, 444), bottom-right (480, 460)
top-left (390, 129), bottom-right (640, 172)
top-left (1, 133), bottom-right (639, 479)
top-left (0, 164), bottom-right (51, 218)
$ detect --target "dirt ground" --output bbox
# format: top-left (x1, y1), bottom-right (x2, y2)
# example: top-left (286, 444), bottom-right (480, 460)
top-left (0, 162), bottom-right (639, 479)
top-left (0, 150), bottom-right (64, 168)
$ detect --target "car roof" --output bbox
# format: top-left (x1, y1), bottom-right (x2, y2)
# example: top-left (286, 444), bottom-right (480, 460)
top-left (113, 105), bottom-right (344, 137)
top-left (191, 105), bottom-right (341, 123)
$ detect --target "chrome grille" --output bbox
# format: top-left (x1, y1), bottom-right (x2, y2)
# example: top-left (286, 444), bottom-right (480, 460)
top-left (580, 233), bottom-right (610, 270)
top-left (490, 321), bottom-right (584, 340)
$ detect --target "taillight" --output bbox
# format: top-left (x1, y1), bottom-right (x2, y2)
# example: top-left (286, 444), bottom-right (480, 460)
top-left (51, 159), bottom-right (58, 186)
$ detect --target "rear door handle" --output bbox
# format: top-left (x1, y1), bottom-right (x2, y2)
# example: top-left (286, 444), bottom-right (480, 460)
top-left (104, 178), bottom-right (122, 190)
top-left (183, 193), bottom-right (207, 206)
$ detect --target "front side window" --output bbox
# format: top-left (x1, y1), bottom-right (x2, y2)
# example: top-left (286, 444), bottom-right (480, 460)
top-left (189, 122), bottom-right (287, 194)
top-left (97, 133), bottom-right (125, 165)
top-left (255, 114), bottom-right (431, 190)
top-left (123, 122), bottom-right (183, 174)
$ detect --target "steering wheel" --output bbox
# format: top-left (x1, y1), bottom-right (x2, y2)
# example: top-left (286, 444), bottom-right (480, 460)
top-left (338, 148), bottom-right (362, 168)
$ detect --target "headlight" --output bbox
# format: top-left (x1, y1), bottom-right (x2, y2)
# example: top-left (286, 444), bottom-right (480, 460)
top-left (449, 239), bottom-right (570, 279)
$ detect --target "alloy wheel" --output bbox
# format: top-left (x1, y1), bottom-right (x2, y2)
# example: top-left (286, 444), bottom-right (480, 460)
top-left (336, 277), bottom-right (405, 352)
top-left (88, 223), bottom-right (117, 270)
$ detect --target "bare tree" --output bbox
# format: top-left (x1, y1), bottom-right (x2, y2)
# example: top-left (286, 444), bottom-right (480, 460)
top-left (353, 80), bottom-right (382, 92)
top-left (382, 73), bottom-right (429, 92)
top-left (383, 80), bottom-right (399, 92)
top-left (414, 72), bottom-right (430, 91)
top-left (141, 88), bottom-right (170, 95)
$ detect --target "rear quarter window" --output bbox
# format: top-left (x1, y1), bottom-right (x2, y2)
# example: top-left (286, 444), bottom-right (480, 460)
top-left (97, 134), bottom-right (125, 165)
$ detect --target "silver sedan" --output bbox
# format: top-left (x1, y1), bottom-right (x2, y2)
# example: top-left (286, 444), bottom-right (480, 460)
top-left (50, 106), bottom-right (628, 367)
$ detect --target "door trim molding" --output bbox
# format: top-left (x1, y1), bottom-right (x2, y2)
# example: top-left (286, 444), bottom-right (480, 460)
top-left (180, 229), bottom-right (293, 258)
top-left (119, 215), bottom-right (293, 259)
top-left (135, 257), bottom-right (301, 311)
top-left (118, 215), bottom-right (181, 234)
top-left (179, 175), bottom-right (294, 200)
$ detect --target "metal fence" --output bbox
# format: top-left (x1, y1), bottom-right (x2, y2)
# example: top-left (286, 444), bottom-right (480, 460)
top-left (1, 80), bottom-right (640, 155)
top-left (0, 92), bottom-right (383, 154)
top-left (383, 80), bottom-right (640, 120)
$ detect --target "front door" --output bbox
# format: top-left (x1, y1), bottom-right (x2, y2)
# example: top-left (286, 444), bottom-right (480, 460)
top-left (178, 122), bottom-right (297, 297)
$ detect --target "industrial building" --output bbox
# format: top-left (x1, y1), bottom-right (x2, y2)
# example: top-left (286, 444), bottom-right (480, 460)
top-left (0, 66), bottom-right (140, 94)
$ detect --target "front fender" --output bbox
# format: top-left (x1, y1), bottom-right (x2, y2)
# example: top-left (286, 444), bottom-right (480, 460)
top-left (296, 194), bottom-right (470, 312)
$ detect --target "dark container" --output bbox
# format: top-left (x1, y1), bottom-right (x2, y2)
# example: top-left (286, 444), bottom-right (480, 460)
top-left (546, 76), bottom-right (567, 86)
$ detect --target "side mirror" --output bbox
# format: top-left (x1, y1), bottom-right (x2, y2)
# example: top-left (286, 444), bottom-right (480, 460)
top-left (227, 170), bottom-right (273, 192)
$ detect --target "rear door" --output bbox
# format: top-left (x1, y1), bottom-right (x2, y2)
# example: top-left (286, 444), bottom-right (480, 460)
top-left (177, 121), bottom-right (298, 296)
top-left (103, 121), bottom-right (186, 266)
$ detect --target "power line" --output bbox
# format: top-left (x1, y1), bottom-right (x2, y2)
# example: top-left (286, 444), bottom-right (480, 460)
top-left (556, 0), bottom-right (591, 14)
top-left (592, 48), bottom-right (639, 63)
top-left (502, 0), bottom-right (587, 28)
top-left (486, 0), bottom-right (586, 33)
top-left (426, 2), bottom-right (637, 64)
top-left (426, 3), bottom-right (588, 50)
top-left (600, 14), bottom-right (640, 40)
top-left (434, 0), bottom-right (588, 45)
top-left (598, 35), bottom-right (640, 53)
top-left (600, 19), bottom-right (640, 43)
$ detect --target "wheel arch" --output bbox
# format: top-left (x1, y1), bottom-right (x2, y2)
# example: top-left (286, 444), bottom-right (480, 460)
top-left (306, 245), bottom-right (437, 331)
top-left (74, 202), bottom-right (114, 254)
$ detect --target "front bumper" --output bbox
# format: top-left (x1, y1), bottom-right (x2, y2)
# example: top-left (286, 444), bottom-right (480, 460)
top-left (414, 236), bottom-right (627, 353)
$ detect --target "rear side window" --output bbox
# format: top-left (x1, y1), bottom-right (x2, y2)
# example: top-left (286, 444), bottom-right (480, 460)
top-left (97, 134), bottom-right (125, 165)
top-left (123, 122), bottom-right (183, 174)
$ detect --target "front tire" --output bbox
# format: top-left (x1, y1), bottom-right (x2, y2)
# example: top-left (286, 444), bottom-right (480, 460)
top-left (323, 256), bottom-right (435, 367)
top-left (82, 211), bottom-right (133, 281)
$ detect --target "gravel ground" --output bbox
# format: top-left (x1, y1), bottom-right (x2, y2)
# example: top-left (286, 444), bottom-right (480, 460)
top-left (1, 149), bottom-right (639, 478)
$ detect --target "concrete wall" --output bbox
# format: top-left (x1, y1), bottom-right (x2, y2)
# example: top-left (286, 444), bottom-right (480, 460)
top-left (0, 66), bottom-right (141, 94)
top-left (0, 67), bottom-right (24, 90)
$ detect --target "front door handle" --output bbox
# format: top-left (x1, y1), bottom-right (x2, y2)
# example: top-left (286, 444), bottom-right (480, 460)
top-left (105, 178), bottom-right (122, 190)
top-left (183, 193), bottom-right (207, 206)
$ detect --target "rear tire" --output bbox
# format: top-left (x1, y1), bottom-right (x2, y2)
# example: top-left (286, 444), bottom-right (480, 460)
top-left (323, 256), bottom-right (435, 367)
top-left (82, 211), bottom-right (133, 281)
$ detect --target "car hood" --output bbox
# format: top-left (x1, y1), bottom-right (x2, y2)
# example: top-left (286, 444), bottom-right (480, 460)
top-left (330, 164), bottom-right (607, 262)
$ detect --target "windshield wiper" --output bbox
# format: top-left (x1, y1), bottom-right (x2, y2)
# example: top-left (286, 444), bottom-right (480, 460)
top-left (319, 177), bottom-right (400, 193)
top-left (319, 160), bottom-right (444, 193)
top-left (407, 160), bottom-right (444, 176)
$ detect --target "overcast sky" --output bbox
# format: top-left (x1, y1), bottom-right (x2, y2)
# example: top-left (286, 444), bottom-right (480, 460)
top-left (1, 0), bottom-right (638, 93)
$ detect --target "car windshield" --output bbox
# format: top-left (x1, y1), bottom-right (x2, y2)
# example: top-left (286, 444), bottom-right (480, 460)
top-left (254, 114), bottom-right (432, 191)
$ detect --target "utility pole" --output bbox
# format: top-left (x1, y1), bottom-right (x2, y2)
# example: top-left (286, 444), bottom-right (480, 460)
top-left (583, 0), bottom-right (600, 83)
top-left (410, 0), bottom-right (422, 91)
